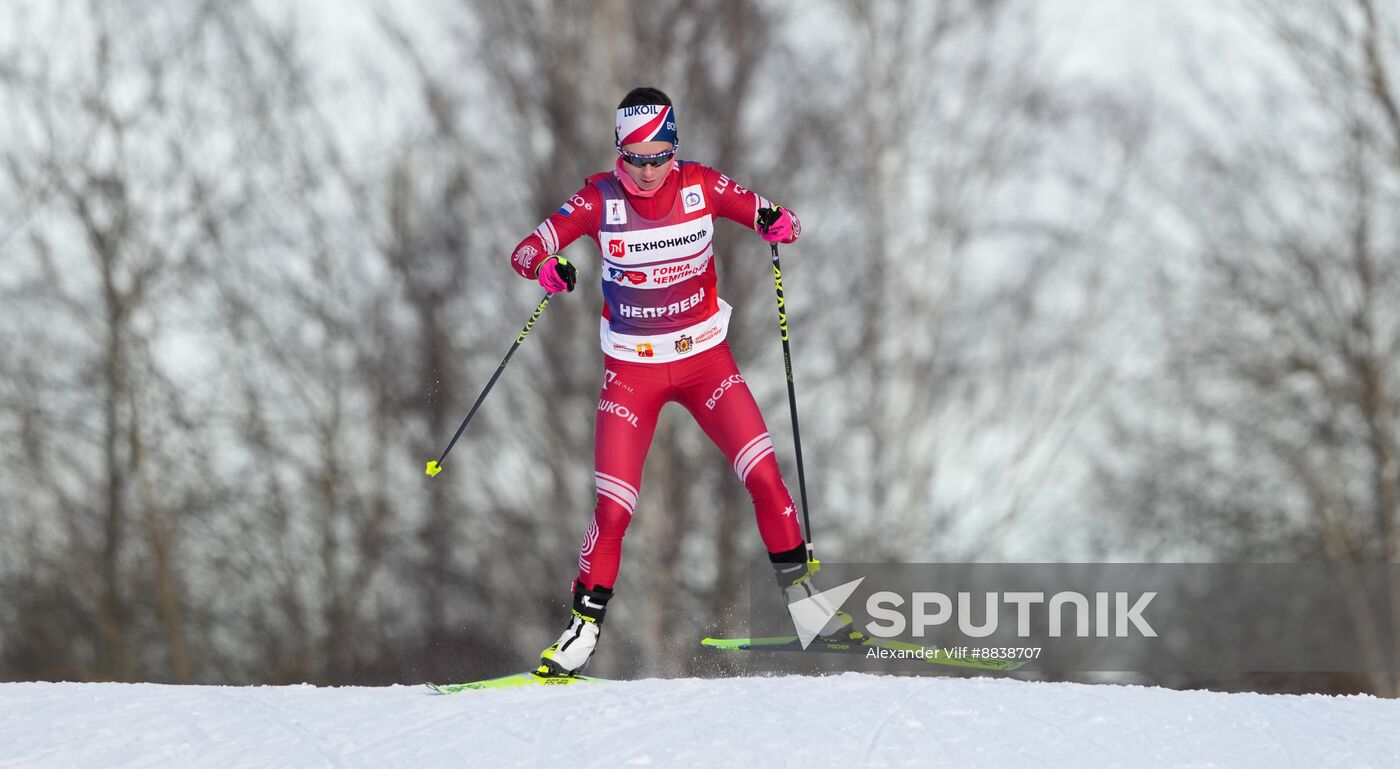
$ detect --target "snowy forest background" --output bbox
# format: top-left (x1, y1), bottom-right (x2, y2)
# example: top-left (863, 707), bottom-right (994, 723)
top-left (1, 0), bottom-right (1398, 695)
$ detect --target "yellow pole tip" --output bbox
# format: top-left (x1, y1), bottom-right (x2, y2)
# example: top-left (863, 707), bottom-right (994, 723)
top-left (426, 461), bottom-right (442, 477)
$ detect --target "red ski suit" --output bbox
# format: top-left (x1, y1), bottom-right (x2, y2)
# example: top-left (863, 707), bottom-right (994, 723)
top-left (510, 160), bottom-right (804, 589)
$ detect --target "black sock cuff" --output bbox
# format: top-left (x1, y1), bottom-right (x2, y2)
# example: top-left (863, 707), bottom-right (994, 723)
top-left (572, 583), bottom-right (614, 623)
top-left (767, 543), bottom-right (808, 565)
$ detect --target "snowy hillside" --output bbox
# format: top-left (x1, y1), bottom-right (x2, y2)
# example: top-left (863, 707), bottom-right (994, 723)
top-left (2, 674), bottom-right (1397, 768)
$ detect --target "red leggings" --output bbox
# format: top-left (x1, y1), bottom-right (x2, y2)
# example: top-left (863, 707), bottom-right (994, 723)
top-left (578, 341), bottom-right (803, 589)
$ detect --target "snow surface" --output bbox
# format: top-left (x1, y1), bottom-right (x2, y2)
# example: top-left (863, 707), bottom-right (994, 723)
top-left (2, 674), bottom-right (1397, 768)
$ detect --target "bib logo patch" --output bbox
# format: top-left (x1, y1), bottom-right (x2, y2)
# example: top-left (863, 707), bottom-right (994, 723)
top-left (681, 184), bottom-right (705, 214)
top-left (607, 199), bottom-right (627, 225)
top-left (609, 267), bottom-right (647, 285)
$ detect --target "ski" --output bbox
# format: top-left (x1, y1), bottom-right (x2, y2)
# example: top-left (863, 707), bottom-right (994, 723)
top-left (426, 671), bottom-right (604, 693)
top-left (701, 636), bottom-right (1028, 671)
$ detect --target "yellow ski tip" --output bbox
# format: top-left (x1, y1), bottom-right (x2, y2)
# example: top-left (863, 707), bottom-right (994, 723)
top-left (425, 461), bottom-right (442, 477)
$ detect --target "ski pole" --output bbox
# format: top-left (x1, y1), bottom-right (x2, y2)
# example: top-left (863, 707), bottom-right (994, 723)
top-left (767, 240), bottom-right (816, 568)
top-left (426, 292), bottom-right (554, 477)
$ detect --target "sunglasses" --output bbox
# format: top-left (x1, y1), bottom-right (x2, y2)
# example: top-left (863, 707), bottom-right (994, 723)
top-left (618, 147), bottom-right (677, 168)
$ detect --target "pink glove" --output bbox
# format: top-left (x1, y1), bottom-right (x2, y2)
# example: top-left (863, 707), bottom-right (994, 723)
top-left (758, 206), bottom-right (796, 243)
top-left (536, 256), bottom-right (577, 293)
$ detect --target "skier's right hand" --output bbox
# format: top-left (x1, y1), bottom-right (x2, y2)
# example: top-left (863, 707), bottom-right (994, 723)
top-left (537, 255), bottom-right (577, 293)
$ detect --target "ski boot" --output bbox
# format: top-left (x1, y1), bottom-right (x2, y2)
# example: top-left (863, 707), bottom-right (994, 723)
top-left (771, 545), bottom-right (866, 645)
top-left (537, 583), bottom-right (613, 678)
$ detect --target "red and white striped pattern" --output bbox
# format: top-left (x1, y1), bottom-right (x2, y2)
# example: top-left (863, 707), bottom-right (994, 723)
top-left (578, 517), bottom-right (600, 575)
top-left (533, 218), bottom-right (559, 254)
top-left (733, 432), bottom-right (775, 484)
top-left (594, 471), bottom-right (639, 517)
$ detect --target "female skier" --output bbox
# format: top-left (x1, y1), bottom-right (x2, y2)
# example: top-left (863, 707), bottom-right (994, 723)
top-left (508, 87), bottom-right (851, 676)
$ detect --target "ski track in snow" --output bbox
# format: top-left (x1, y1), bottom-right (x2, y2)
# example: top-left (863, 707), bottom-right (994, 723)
top-left (1, 674), bottom-right (1398, 768)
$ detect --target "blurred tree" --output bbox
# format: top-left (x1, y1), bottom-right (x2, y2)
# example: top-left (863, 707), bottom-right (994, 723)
top-left (778, 0), bottom-right (1133, 564)
top-left (1095, 0), bottom-right (1400, 695)
top-left (0, 0), bottom-right (299, 682)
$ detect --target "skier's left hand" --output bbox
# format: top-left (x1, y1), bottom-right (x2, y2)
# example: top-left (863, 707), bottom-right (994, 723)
top-left (537, 255), bottom-right (577, 293)
top-left (757, 205), bottom-right (797, 243)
